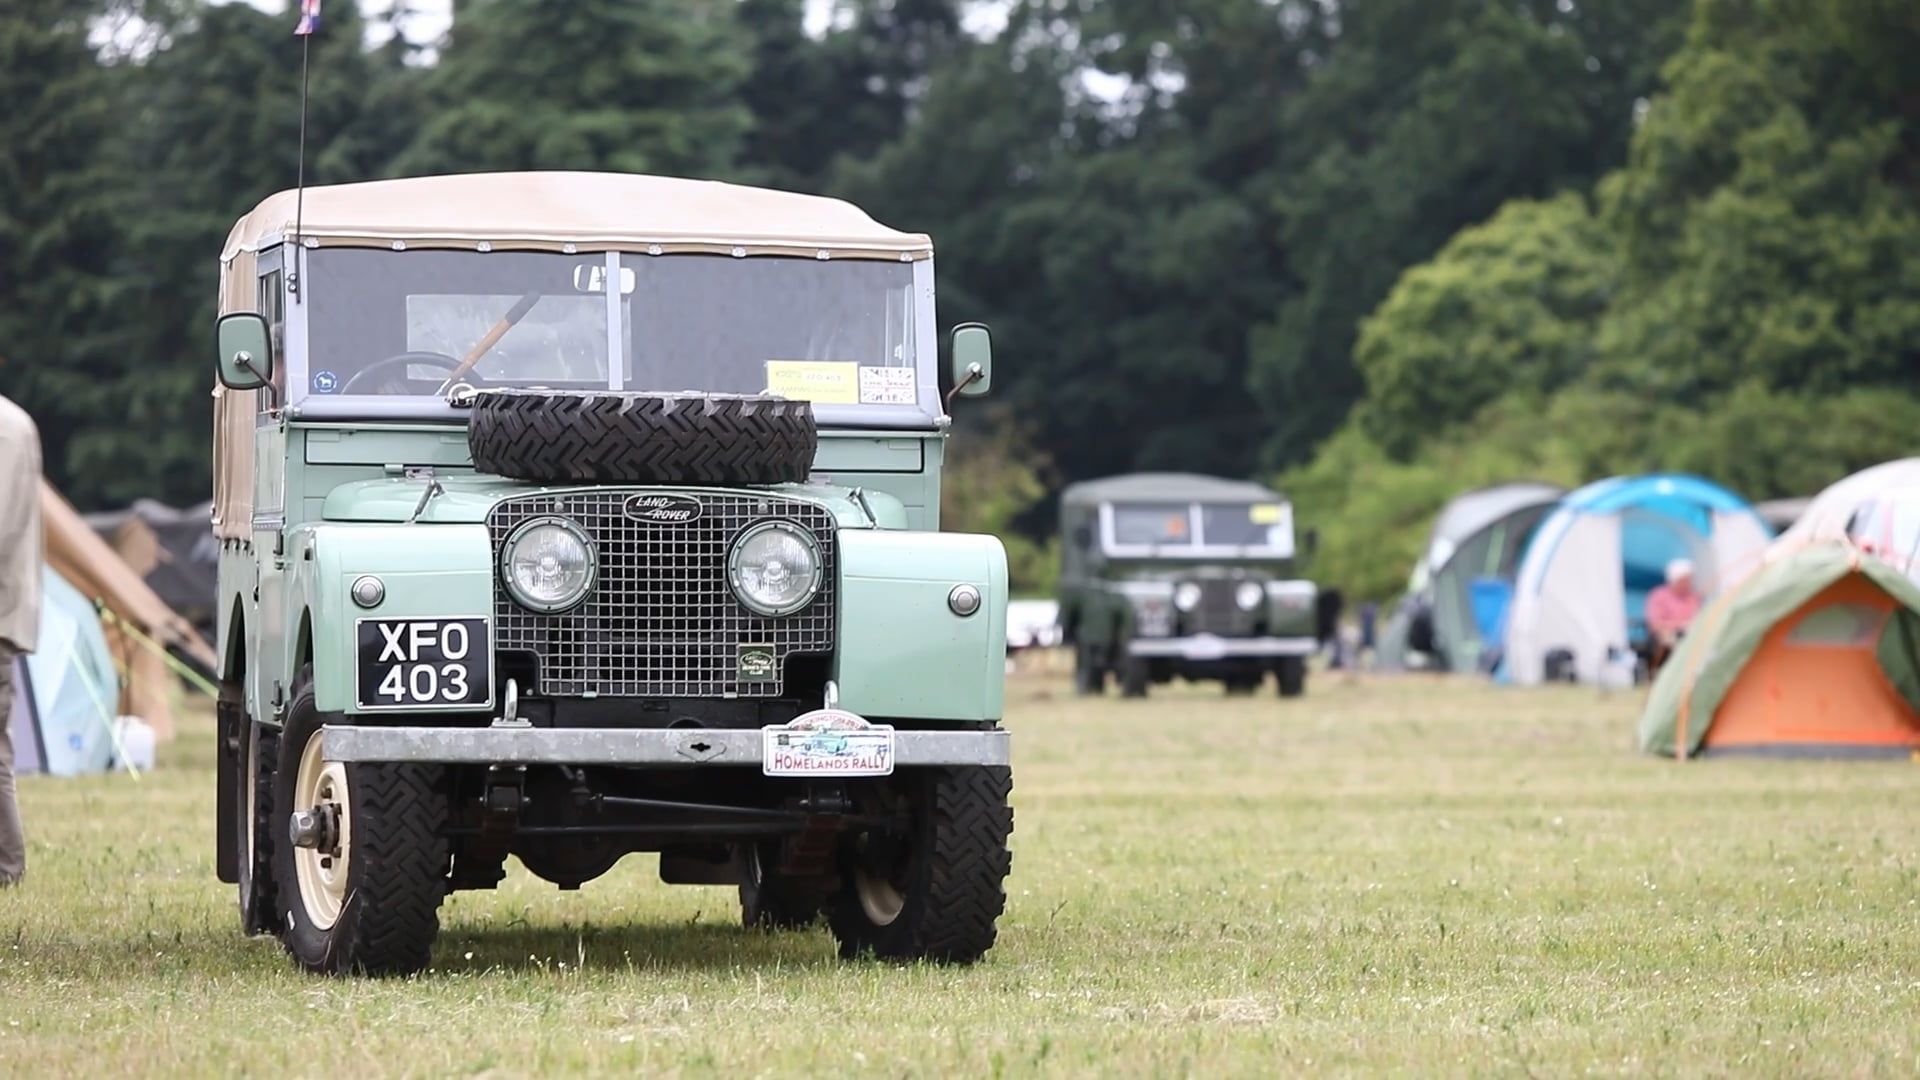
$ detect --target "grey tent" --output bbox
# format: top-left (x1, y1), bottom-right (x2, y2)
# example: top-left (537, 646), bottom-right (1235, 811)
top-left (1377, 481), bottom-right (1564, 673)
top-left (82, 498), bottom-right (218, 642)
top-left (1754, 497), bottom-right (1810, 533)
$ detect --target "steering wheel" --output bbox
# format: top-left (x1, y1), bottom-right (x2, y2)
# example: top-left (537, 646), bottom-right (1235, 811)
top-left (339, 351), bottom-right (480, 396)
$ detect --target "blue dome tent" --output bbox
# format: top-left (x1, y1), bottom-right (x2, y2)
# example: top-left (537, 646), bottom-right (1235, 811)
top-left (6, 565), bottom-right (121, 776)
top-left (1500, 474), bottom-right (1774, 685)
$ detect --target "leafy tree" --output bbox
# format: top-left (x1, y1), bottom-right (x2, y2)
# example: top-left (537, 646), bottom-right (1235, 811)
top-left (395, 0), bottom-right (752, 178)
top-left (1351, 192), bottom-right (1616, 460)
top-left (736, 0), bottom-right (964, 191)
top-left (940, 404), bottom-right (1060, 595)
top-left (1590, 0), bottom-right (1920, 402)
top-left (1249, 0), bottom-right (1686, 469)
top-left (0, 0), bottom-right (138, 506)
top-left (48, 0), bottom-right (420, 509)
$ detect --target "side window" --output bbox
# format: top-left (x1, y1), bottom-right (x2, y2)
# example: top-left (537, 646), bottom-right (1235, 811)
top-left (257, 270), bottom-right (285, 411)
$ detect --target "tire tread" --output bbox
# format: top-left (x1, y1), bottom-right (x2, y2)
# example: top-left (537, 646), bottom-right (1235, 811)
top-left (467, 390), bottom-right (817, 486)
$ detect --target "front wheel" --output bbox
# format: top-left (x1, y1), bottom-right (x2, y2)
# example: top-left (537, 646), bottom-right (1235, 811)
top-left (1119, 654), bottom-right (1150, 698)
top-left (272, 668), bottom-right (450, 976)
top-left (1277, 657), bottom-right (1307, 698)
top-left (1072, 643), bottom-right (1107, 696)
top-left (829, 766), bottom-right (1013, 964)
top-left (237, 718), bottom-right (280, 935)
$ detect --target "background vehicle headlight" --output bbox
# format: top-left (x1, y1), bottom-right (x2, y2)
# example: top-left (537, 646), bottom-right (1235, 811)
top-left (501, 517), bottom-right (596, 613)
top-left (729, 521), bottom-right (823, 616)
top-left (1236, 581), bottom-right (1265, 611)
top-left (1174, 582), bottom-right (1203, 611)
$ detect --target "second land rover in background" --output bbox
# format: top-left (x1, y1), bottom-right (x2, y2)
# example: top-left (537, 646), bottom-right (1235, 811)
top-left (1054, 473), bottom-right (1319, 698)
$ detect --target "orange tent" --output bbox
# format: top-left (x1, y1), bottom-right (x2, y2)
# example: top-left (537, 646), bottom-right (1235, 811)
top-left (40, 478), bottom-right (217, 740)
top-left (1640, 539), bottom-right (1920, 759)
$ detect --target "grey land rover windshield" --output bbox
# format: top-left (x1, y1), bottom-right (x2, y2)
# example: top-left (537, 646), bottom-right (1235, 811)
top-left (283, 248), bottom-right (937, 426)
top-left (1105, 500), bottom-right (1296, 557)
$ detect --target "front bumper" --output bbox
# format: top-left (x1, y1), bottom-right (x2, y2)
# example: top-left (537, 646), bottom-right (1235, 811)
top-left (323, 724), bottom-right (1009, 767)
top-left (1127, 634), bottom-right (1316, 661)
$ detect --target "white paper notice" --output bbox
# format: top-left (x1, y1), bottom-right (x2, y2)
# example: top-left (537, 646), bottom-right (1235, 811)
top-left (858, 366), bottom-right (918, 405)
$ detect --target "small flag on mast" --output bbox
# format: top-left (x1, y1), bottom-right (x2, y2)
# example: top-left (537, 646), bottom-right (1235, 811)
top-left (294, 0), bottom-right (321, 35)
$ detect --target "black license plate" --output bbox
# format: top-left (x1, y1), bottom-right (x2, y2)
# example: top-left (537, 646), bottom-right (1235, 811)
top-left (355, 618), bottom-right (492, 711)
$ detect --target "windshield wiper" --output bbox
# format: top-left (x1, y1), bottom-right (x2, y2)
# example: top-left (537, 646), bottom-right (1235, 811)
top-left (434, 291), bottom-right (543, 399)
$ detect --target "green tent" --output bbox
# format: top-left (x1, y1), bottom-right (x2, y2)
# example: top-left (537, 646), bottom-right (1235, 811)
top-left (1637, 541), bottom-right (1920, 759)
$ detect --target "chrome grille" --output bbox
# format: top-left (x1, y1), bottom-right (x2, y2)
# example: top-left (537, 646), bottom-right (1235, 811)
top-left (490, 490), bottom-right (837, 698)
top-left (1186, 578), bottom-right (1250, 636)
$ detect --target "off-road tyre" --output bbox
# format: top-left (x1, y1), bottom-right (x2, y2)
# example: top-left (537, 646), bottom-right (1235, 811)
top-left (829, 765), bottom-right (1013, 964)
top-left (467, 389), bottom-right (816, 486)
top-left (273, 668), bottom-right (449, 977)
top-left (737, 841), bottom-right (826, 931)
top-left (1073, 643), bottom-right (1107, 696)
top-left (1119, 655), bottom-right (1150, 698)
top-left (239, 719), bottom-right (281, 936)
top-left (1277, 657), bottom-right (1307, 698)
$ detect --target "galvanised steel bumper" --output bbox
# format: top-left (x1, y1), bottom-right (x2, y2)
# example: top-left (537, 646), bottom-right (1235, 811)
top-left (1127, 634), bottom-right (1317, 661)
top-left (322, 724), bottom-right (1010, 767)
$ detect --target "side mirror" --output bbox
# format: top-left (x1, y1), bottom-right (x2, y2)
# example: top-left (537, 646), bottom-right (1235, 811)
top-left (216, 312), bottom-right (274, 391)
top-left (947, 323), bottom-right (993, 403)
top-left (1071, 523), bottom-right (1093, 550)
top-left (1303, 527), bottom-right (1319, 556)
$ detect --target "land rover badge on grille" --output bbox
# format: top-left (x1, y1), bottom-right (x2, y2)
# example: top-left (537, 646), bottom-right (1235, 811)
top-left (623, 493), bottom-right (703, 524)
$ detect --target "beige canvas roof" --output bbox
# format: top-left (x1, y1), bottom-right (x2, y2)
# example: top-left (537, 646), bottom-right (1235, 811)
top-left (220, 171), bottom-right (933, 262)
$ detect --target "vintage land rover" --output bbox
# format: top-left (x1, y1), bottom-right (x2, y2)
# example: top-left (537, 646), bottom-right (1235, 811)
top-left (1054, 473), bottom-right (1318, 697)
top-left (208, 171), bottom-right (1013, 976)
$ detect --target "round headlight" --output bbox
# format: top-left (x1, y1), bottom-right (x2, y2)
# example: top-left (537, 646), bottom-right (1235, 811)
top-left (1236, 581), bottom-right (1265, 611)
top-left (501, 517), bottom-right (596, 613)
top-left (729, 521), bottom-right (823, 617)
top-left (1174, 582), bottom-right (1203, 612)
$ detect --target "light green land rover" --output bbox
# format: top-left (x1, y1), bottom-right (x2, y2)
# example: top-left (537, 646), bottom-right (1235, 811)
top-left (1054, 473), bottom-right (1319, 698)
top-left (209, 171), bottom-right (1013, 976)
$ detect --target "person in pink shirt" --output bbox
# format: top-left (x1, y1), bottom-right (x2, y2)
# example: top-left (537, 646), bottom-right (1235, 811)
top-left (1645, 558), bottom-right (1702, 651)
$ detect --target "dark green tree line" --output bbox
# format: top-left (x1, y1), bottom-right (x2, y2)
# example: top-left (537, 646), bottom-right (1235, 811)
top-left (12, 0), bottom-right (1906, 607)
top-left (1287, 0), bottom-right (1920, 601)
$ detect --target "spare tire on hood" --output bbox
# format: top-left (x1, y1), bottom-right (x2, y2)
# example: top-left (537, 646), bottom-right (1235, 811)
top-left (466, 389), bottom-right (817, 486)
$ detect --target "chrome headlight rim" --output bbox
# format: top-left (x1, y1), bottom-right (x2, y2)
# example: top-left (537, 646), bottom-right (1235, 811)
top-left (499, 515), bottom-right (598, 614)
top-left (727, 520), bottom-right (824, 618)
top-left (1174, 581), bottom-right (1203, 612)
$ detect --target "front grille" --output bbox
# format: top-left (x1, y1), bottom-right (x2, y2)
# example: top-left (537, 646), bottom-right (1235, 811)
top-left (489, 489), bottom-right (837, 698)
top-left (1186, 578), bottom-right (1250, 636)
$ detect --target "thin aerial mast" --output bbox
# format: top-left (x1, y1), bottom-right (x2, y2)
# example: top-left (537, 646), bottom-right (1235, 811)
top-left (289, 0), bottom-right (321, 300)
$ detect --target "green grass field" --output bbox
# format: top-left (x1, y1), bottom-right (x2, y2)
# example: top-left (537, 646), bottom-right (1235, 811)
top-left (3, 670), bottom-right (1918, 1078)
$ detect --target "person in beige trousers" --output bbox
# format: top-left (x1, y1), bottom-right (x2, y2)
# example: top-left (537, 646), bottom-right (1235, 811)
top-left (0, 394), bottom-right (43, 886)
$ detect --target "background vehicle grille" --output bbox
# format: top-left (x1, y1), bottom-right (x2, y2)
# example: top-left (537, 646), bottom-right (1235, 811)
top-left (489, 490), bottom-right (837, 698)
top-left (1186, 578), bottom-right (1250, 636)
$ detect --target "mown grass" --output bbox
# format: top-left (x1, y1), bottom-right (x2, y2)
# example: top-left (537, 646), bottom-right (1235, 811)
top-left (3, 670), bottom-right (1919, 1078)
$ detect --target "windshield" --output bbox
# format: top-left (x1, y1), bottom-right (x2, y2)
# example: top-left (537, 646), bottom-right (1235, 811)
top-left (295, 249), bottom-right (921, 407)
top-left (1200, 503), bottom-right (1289, 546)
top-left (1111, 504), bottom-right (1192, 546)
top-left (1105, 500), bottom-right (1294, 553)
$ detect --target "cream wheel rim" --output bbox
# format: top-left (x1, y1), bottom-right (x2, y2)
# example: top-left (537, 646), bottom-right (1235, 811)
top-left (293, 730), bottom-right (351, 931)
top-left (855, 869), bottom-right (906, 927)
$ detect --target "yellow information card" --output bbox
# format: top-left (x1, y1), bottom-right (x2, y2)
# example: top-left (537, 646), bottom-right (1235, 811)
top-left (765, 360), bottom-right (859, 404)
top-left (1249, 503), bottom-right (1285, 524)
